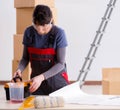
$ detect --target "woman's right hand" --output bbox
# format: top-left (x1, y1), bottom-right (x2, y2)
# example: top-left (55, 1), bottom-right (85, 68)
top-left (12, 69), bottom-right (22, 82)
top-left (13, 69), bottom-right (22, 77)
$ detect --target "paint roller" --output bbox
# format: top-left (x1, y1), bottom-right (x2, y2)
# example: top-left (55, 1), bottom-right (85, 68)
top-left (19, 96), bottom-right (64, 109)
top-left (34, 96), bottom-right (64, 108)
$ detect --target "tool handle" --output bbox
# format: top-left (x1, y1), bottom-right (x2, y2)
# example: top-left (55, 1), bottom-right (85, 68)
top-left (13, 74), bottom-right (22, 82)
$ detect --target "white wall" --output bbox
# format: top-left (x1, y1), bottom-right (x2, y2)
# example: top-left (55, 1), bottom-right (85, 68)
top-left (55, 0), bottom-right (120, 81)
top-left (0, 1), bottom-right (16, 80)
top-left (0, 0), bottom-right (120, 81)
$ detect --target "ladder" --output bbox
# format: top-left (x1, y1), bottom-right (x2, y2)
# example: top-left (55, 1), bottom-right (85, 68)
top-left (77, 0), bottom-right (117, 88)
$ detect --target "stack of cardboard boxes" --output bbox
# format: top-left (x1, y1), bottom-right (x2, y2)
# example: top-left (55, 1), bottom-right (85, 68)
top-left (102, 68), bottom-right (120, 95)
top-left (12, 0), bottom-right (57, 81)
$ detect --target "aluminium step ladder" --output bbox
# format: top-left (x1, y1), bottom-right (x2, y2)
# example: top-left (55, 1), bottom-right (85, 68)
top-left (77, 0), bottom-right (118, 88)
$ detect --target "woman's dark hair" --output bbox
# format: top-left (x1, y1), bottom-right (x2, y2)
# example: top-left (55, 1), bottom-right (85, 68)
top-left (33, 5), bottom-right (53, 26)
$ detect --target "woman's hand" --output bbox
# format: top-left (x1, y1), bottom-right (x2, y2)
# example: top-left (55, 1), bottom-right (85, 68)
top-left (12, 69), bottom-right (22, 82)
top-left (29, 74), bottom-right (45, 93)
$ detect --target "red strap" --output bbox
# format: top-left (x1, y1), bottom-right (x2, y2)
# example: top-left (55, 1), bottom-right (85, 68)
top-left (28, 47), bottom-right (55, 55)
top-left (62, 72), bottom-right (70, 84)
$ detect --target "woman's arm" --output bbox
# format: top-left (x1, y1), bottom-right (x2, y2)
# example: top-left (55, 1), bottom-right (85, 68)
top-left (43, 47), bottom-right (66, 79)
top-left (13, 46), bottom-right (29, 78)
top-left (17, 45), bottom-right (29, 72)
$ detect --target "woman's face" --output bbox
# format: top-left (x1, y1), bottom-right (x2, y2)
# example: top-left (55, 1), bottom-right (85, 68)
top-left (33, 23), bottom-right (52, 35)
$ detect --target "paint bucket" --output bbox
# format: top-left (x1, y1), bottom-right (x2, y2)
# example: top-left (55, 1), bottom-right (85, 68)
top-left (9, 82), bottom-right (24, 102)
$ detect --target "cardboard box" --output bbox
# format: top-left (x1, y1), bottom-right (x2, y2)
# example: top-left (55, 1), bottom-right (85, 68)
top-left (16, 8), bottom-right (57, 34)
top-left (102, 68), bottom-right (120, 81)
top-left (16, 8), bottom-right (33, 34)
top-left (102, 80), bottom-right (120, 95)
top-left (14, 0), bottom-right (55, 8)
top-left (102, 68), bottom-right (120, 95)
top-left (13, 34), bottom-right (23, 60)
top-left (12, 60), bottom-right (31, 81)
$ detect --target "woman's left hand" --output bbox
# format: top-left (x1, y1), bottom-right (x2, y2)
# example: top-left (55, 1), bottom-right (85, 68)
top-left (29, 74), bottom-right (45, 93)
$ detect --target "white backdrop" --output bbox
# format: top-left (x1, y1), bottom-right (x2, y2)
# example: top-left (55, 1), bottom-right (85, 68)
top-left (0, 0), bottom-right (120, 81)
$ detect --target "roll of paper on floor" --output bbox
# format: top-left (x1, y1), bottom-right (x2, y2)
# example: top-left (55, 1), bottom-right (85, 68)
top-left (34, 96), bottom-right (64, 108)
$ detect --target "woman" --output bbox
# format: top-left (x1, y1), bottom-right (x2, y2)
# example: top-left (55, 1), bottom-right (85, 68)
top-left (13, 5), bottom-right (69, 95)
